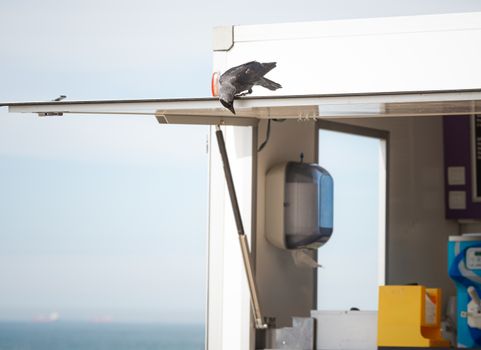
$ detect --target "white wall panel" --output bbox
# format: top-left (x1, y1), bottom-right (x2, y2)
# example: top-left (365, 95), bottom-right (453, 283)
top-left (223, 12), bottom-right (481, 96)
top-left (207, 125), bottom-right (253, 350)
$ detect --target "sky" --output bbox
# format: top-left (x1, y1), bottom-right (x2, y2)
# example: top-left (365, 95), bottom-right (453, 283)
top-left (1, 0), bottom-right (481, 324)
top-left (317, 130), bottom-right (382, 310)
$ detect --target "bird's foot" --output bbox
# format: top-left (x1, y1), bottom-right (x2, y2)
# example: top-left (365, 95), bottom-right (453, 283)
top-left (236, 89), bottom-right (253, 97)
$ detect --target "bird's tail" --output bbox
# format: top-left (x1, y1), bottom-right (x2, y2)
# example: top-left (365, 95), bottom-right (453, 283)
top-left (261, 62), bottom-right (277, 73)
top-left (257, 77), bottom-right (282, 91)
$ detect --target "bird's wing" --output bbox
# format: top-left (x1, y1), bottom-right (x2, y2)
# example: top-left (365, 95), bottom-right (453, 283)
top-left (221, 61), bottom-right (256, 78)
top-left (220, 61), bottom-right (265, 86)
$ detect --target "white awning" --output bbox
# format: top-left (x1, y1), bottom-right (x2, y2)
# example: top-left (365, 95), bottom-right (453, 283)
top-left (2, 89), bottom-right (481, 126)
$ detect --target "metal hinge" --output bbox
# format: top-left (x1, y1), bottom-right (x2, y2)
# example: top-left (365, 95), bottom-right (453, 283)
top-left (38, 112), bottom-right (63, 117)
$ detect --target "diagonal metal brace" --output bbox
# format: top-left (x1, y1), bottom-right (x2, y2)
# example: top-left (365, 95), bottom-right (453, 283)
top-left (215, 125), bottom-right (267, 329)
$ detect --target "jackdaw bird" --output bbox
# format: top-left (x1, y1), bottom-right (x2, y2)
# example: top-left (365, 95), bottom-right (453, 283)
top-left (52, 95), bottom-right (66, 101)
top-left (217, 61), bottom-right (282, 114)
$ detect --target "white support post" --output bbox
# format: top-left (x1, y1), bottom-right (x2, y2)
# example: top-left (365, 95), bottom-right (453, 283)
top-left (206, 125), bottom-right (254, 350)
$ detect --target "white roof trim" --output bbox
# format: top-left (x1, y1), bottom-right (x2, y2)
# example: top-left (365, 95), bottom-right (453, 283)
top-left (234, 12), bottom-right (481, 43)
top-left (2, 90), bottom-right (481, 123)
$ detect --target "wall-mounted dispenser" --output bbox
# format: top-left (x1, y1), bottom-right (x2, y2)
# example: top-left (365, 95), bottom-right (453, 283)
top-left (266, 160), bottom-right (333, 250)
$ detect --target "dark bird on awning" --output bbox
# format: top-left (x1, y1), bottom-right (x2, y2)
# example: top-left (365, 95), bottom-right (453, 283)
top-left (217, 61), bottom-right (282, 114)
top-left (52, 95), bottom-right (66, 101)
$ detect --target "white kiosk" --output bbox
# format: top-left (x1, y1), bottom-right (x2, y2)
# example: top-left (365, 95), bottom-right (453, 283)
top-left (2, 11), bottom-right (481, 349)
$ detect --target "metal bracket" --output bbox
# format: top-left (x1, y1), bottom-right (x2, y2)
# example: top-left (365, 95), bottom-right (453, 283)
top-left (38, 112), bottom-right (63, 117)
top-left (264, 317), bottom-right (315, 349)
top-left (212, 25), bottom-right (234, 51)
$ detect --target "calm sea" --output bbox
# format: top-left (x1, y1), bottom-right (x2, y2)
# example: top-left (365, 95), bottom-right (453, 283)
top-left (0, 322), bottom-right (204, 350)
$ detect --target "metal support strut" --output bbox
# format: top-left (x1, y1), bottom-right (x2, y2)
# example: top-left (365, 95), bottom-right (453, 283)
top-left (215, 125), bottom-right (268, 329)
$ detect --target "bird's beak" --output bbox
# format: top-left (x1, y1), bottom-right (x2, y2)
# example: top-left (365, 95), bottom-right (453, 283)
top-left (220, 99), bottom-right (236, 115)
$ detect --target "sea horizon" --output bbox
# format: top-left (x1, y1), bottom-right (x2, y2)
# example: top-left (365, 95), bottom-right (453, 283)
top-left (0, 319), bottom-right (204, 326)
top-left (0, 321), bottom-right (205, 350)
